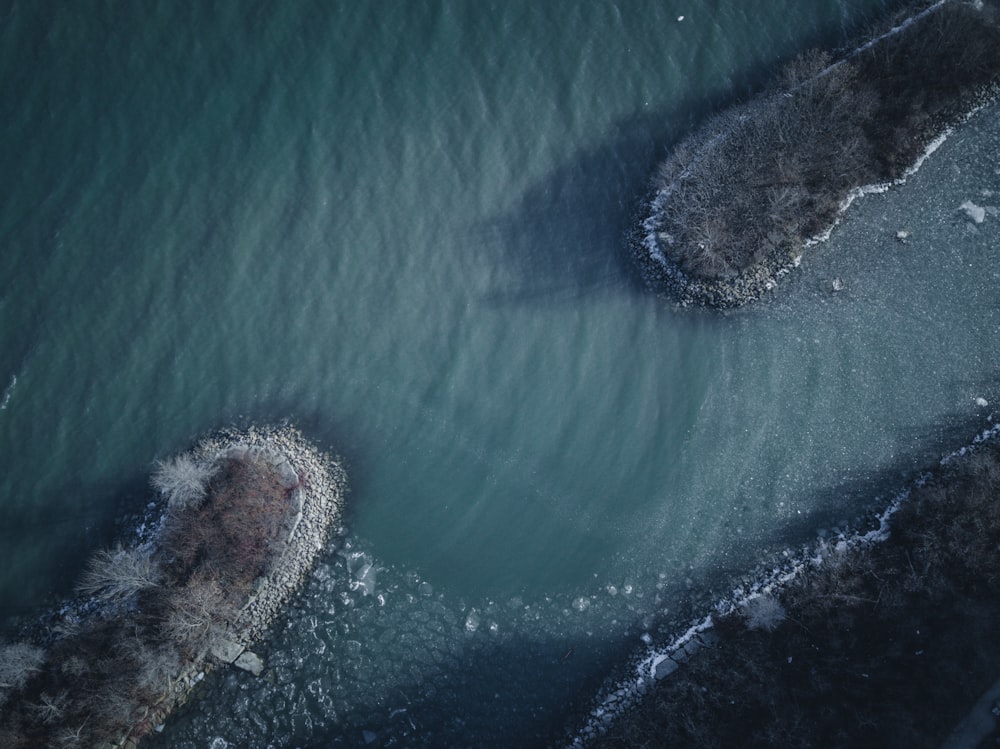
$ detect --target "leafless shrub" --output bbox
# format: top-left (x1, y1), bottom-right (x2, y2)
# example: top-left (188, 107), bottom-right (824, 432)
top-left (50, 616), bottom-right (82, 640)
top-left (29, 690), bottom-right (68, 724)
top-left (151, 453), bottom-right (218, 511)
top-left (159, 573), bottom-right (235, 651)
top-left (53, 722), bottom-right (89, 749)
top-left (137, 645), bottom-right (180, 695)
top-left (742, 595), bottom-right (786, 632)
top-left (90, 687), bottom-right (144, 736)
top-left (778, 48), bottom-right (834, 89)
top-left (75, 545), bottom-right (161, 605)
top-left (966, 448), bottom-right (1000, 487)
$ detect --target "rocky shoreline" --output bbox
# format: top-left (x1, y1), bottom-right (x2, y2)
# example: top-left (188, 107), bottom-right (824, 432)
top-left (0, 425), bottom-right (346, 749)
top-left (636, 0), bottom-right (1000, 309)
top-left (188, 426), bottom-right (347, 646)
top-left (570, 421), bottom-right (1000, 747)
top-left (127, 426), bottom-right (347, 747)
top-left (634, 89), bottom-right (999, 309)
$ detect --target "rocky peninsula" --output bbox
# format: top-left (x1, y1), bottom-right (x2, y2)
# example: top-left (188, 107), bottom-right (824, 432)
top-left (0, 426), bottom-right (346, 749)
top-left (636, 0), bottom-right (1000, 308)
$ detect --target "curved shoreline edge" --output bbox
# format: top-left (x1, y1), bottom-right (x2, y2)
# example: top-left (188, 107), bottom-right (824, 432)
top-left (189, 425), bottom-right (347, 648)
top-left (635, 0), bottom-right (1000, 308)
top-left (568, 420), bottom-right (1000, 746)
top-left (0, 425), bottom-right (346, 749)
top-left (140, 425), bottom-right (347, 740)
top-left (636, 94), bottom-right (998, 309)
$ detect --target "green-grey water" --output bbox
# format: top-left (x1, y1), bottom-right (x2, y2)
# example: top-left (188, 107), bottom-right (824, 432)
top-left (1, 0), bottom-right (998, 745)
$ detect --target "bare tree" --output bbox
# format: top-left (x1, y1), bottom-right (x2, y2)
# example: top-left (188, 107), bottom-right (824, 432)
top-left (151, 453), bottom-right (218, 511)
top-left (742, 595), bottom-right (787, 632)
top-left (53, 720), bottom-right (89, 749)
top-left (75, 545), bottom-right (161, 605)
top-left (0, 642), bottom-right (45, 699)
top-left (90, 687), bottom-right (143, 736)
top-left (159, 573), bottom-right (235, 651)
top-left (30, 690), bottom-right (68, 724)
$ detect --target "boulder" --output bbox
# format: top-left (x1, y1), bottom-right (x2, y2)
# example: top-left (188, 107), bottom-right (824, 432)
top-left (210, 639), bottom-right (244, 664)
top-left (234, 650), bottom-right (264, 676)
top-left (653, 655), bottom-right (678, 680)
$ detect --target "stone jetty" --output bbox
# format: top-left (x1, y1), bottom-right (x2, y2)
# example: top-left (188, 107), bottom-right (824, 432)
top-left (0, 425), bottom-right (346, 749)
top-left (120, 425), bottom-right (347, 746)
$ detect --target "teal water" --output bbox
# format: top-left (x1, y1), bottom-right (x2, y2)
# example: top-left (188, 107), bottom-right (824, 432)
top-left (2, 0), bottom-right (998, 745)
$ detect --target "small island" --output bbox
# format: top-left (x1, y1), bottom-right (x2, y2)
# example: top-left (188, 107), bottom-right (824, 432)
top-left (635, 0), bottom-right (1000, 308)
top-left (0, 425), bottom-right (346, 749)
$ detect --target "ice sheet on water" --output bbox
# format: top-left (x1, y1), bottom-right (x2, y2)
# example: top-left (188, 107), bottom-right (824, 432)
top-left (146, 535), bottom-right (695, 747)
top-left (350, 562), bottom-right (377, 596)
top-left (463, 609), bottom-right (480, 633)
top-left (960, 200), bottom-right (987, 224)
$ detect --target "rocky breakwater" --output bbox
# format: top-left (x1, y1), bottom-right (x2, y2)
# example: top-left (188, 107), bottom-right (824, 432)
top-left (636, 0), bottom-right (1000, 308)
top-left (192, 426), bottom-right (347, 648)
top-left (0, 425), bottom-right (346, 749)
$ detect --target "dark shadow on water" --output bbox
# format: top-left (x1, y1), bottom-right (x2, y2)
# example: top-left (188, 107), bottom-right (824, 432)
top-left (474, 0), bottom-right (911, 307)
top-left (302, 632), bottom-right (629, 748)
top-left (471, 110), bottom-right (663, 305)
top-left (143, 626), bottom-right (630, 749)
top-left (0, 468), bottom-right (151, 629)
top-left (469, 103), bottom-right (700, 307)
